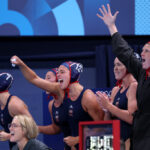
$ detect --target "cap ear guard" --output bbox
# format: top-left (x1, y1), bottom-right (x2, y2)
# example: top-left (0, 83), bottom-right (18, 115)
top-left (70, 62), bottom-right (83, 82)
top-left (61, 61), bottom-right (83, 83)
top-left (0, 73), bottom-right (13, 91)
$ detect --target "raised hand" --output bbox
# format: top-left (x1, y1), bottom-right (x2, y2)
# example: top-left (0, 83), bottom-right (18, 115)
top-left (10, 55), bottom-right (24, 66)
top-left (97, 4), bottom-right (119, 35)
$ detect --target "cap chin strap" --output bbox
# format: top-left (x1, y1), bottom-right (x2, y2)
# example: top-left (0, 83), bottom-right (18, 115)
top-left (0, 90), bottom-right (8, 93)
top-left (65, 81), bottom-right (79, 98)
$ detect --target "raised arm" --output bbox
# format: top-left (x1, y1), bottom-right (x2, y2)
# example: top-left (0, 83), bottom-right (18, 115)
top-left (10, 55), bottom-right (61, 96)
top-left (97, 4), bottom-right (119, 36)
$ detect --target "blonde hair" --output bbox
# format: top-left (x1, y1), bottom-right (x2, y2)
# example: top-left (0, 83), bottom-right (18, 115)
top-left (14, 115), bottom-right (39, 139)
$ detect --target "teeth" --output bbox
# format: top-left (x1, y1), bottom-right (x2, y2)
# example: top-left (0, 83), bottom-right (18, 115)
top-left (58, 79), bottom-right (63, 83)
top-left (10, 132), bottom-right (14, 136)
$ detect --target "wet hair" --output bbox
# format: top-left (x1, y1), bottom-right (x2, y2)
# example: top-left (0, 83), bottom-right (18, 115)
top-left (0, 73), bottom-right (13, 91)
top-left (61, 61), bottom-right (83, 83)
top-left (14, 115), bottom-right (39, 140)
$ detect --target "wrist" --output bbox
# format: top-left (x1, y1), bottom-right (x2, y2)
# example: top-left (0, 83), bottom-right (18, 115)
top-left (75, 136), bottom-right (79, 144)
top-left (106, 103), bottom-right (112, 111)
top-left (108, 24), bottom-right (118, 36)
top-left (7, 133), bottom-right (11, 140)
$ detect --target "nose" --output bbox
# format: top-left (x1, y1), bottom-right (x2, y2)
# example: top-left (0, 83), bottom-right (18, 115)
top-left (114, 65), bottom-right (117, 71)
top-left (57, 71), bottom-right (61, 78)
top-left (9, 125), bottom-right (12, 131)
top-left (141, 51), bottom-right (144, 57)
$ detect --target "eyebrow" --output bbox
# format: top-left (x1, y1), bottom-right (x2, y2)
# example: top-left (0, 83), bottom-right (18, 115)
top-left (142, 49), bottom-right (150, 52)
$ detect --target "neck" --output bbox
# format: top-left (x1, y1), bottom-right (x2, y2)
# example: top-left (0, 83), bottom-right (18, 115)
top-left (17, 138), bottom-right (28, 150)
top-left (68, 83), bottom-right (83, 100)
top-left (122, 74), bottom-right (136, 88)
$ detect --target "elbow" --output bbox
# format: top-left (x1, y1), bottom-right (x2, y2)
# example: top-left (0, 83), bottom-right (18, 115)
top-left (29, 74), bottom-right (39, 84)
top-left (127, 113), bottom-right (133, 124)
top-left (128, 117), bottom-right (133, 124)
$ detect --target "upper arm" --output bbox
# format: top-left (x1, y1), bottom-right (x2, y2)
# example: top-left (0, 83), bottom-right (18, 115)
top-left (33, 77), bottom-right (61, 96)
top-left (9, 96), bottom-right (32, 117)
top-left (48, 100), bottom-right (61, 132)
top-left (82, 89), bottom-right (104, 121)
top-left (48, 100), bottom-right (54, 119)
top-left (127, 82), bottom-right (138, 114)
top-left (48, 100), bottom-right (60, 127)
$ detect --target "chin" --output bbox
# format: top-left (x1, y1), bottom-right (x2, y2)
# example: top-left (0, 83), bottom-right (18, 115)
top-left (10, 138), bottom-right (15, 142)
top-left (115, 77), bottom-right (121, 80)
top-left (142, 65), bottom-right (147, 70)
top-left (60, 85), bottom-right (65, 90)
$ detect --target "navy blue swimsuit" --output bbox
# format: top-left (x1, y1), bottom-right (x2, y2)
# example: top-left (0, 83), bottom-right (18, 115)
top-left (113, 88), bottom-right (132, 141)
top-left (0, 95), bottom-right (15, 149)
top-left (52, 99), bottom-right (71, 150)
top-left (65, 89), bottom-right (93, 149)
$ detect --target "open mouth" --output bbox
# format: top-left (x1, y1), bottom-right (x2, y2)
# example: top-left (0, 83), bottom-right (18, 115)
top-left (58, 79), bottom-right (63, 83)
top-left (142, 59), bottom-right (145, 62)
top-left (10, 132), bottom-right (15, 136)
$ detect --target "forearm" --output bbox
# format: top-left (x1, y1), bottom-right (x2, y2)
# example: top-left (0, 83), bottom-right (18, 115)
top-left (104, 111), bottom-right (111, 120)
top-left (0, 132), bottom-right (11, 141)
top-left (38, 125), bottom-right (61, 135)
top-left (75, 136), bottom-right (79, 144)
top-left (19, 61), bottom-right (37, 83)
top-left (6, 133), bottom-right (11, 140)
top-left (107, 104), bottom-right (133, 124)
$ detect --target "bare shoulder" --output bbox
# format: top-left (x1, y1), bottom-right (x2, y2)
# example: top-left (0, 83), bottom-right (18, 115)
top-left (48, 100), bottom-right (54, 111)
top-left (9, 96), bottom-right (26, 106)
top-left (82, 89), bottom-right (97, 107)
top-left (127, 81), bottom-right (137, 95)
top-left (8, 96), bottom-right (28, 116)
top-left (129, 81), bottom-right (138, 89)
top-left (82, 89), bottom-right (95, 100)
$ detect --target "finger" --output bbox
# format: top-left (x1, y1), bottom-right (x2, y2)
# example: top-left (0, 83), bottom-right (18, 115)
top-left (107, 4), bottom-right (111, 14)
top-left (102, 93), bottom-right (108, 99)
top-left (95, 91), bottom-right (101, 97)
top-left (96, 13), bottom-right (103, 20)
top-left (63, 137), bottom-right (68, 142)
top-left (99, 7), bottom-right (105, 16)
top-left (102, 5), bottom-right (108, 15)
top-left (96, 91), bottom-right (102, 95)
top-left (103, 92), bottom-right (107, 97)
top-left (114, 11), bottom-right (119, 18)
